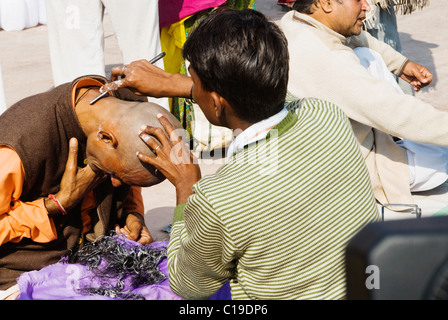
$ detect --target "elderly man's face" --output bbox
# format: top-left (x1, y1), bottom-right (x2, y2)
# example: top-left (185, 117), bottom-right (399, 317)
top-left (331, 0), bottom-right (370, 36)
top-left (85, 132), bottom-right (164, 188)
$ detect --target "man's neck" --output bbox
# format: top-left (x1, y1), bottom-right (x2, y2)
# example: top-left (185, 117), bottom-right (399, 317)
top-left (305, 11), bottom-right (334, 33)
top-left (227, 107), bottom-right (288, 157)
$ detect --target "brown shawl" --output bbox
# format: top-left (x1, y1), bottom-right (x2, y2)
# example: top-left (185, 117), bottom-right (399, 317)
top-left (0, 75), bottom-right (145, 289)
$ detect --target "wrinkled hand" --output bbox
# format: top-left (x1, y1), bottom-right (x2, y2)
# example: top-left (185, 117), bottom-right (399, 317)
top-left (101, 59), bottom-right (192, 98)
top-left (137, 113), bottom-right (201, 205)
top-left (52, 138), bottom-right (105, 213)
top-left (115, 212), bottom-right (153, 245)
top-left (400, 60), bottom-right (433, 92)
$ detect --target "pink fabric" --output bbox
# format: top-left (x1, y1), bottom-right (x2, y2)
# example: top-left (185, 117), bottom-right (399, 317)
top-left (158, 0), bottom-right (226, 28)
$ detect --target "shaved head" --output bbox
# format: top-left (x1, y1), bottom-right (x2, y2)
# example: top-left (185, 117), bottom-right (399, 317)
top-left (84, 97), bottom-right (183, 187)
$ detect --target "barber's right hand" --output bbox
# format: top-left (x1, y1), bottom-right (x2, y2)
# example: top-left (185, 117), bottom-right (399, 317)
top-left (47, 138), bottom-right (106, 215)
top-left (102, 60), bottom-right (171, 97)
top-left (101, 59), bottom-right (193, 99)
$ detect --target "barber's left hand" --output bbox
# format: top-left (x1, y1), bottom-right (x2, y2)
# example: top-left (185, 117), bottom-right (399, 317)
top-left (115, 212), bottom-right (153, 245)
top-left (137, 113), bottom-right (201, 205)
top-left (400, 60), bottom-right (433, 91)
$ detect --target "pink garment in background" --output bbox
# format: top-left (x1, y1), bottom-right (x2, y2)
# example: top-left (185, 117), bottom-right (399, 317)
top-left (158, 0), bottom-right (226, 28)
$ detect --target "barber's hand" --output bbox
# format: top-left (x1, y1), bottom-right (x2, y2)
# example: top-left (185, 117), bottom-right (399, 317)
top-left (115, 212), bottom-right (153, 245)
top-left (46, 138), bottom-right (105, 215)
top-left (101, 59), bottom-right (192, 99)
top-left (400, 60), bottom-right (433, 92)
top-left (137, 113), bottom-right (202, 205)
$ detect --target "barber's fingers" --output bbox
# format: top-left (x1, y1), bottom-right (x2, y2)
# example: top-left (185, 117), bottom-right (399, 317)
top-left (138, 133), bottom-right (165, 163)
top-left (136, 150), bottom-right (157, 167)
top-left (139, 125), bottom-right (171, 149)
top-left (140, 113), bottom-right (184, 145)
top-left (156, 113), bottom-right (182, 142)
top-left (103, 63), bottom-right (130, 92)
top-left (101, 75), bottom-right (144, 97)
top-left (100, 78), bottom-right (125, 93)
top-left (109, 64), bottom-right (129, 81)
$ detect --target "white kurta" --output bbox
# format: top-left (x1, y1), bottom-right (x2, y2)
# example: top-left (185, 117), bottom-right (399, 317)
top-left (45, 0), bottom-right (168, 109)
top-left (355, 47), bottom-right (448, 193)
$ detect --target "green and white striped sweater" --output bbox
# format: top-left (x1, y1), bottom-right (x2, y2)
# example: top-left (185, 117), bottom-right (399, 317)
top-left (168, 98), bottom-right (380, 300)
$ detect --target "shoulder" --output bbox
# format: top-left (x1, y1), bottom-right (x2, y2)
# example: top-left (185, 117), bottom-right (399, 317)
top-left (280, 11), bottom-right (317, 44)
top-left (284, 98), bottom-right (358, 155)
top-left (287, 98), bottom-right (349, 124)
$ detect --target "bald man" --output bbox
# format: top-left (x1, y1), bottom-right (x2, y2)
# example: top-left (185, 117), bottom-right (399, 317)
top-left (0, 75), bottom-right (181, 291)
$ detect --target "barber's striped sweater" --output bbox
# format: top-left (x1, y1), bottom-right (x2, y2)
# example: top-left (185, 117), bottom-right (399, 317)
top-left (167, 98), bottom-right (380, 300)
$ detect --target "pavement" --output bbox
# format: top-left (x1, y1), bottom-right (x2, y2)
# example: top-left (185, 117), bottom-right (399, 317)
top-left (0, 1), bottom-right (447, 240)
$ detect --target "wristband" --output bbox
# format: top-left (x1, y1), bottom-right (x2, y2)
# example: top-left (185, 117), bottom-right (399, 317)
top-left (48, 194), bottom-right (68, 215)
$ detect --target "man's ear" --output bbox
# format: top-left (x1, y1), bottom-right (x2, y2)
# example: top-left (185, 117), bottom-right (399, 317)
top-left (96, 130), bottom-right (118, 149)
top-left (319, 0), bottom-right (334, 13)
top-left (210, 91), bottom-right (230, 118)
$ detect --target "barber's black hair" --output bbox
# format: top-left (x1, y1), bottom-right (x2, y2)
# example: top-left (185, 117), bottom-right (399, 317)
top-left (292, 0), bottom-right (320, 14)
top-left (182, 8), bottom-right (289, 123)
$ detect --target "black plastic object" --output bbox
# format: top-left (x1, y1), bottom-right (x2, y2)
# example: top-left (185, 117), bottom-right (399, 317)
top-left (345, 216), bottom-right (448, 300)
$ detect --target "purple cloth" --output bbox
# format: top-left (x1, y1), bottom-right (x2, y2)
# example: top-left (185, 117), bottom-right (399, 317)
top-left (17, 240), bottom-right (183, 300)
top-left (16, 234), bottom-right (232, 300)
top-left (209, 281), bottom-right (231, 300)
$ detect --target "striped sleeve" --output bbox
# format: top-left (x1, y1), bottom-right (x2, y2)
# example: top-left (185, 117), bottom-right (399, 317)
top-left (167, 185), bottom-right (237, 300)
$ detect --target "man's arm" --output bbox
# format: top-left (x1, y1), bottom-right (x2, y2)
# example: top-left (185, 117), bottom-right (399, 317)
top-left (168, 189), bottom-right (236, 299)
top-left (115, 186), bottom-right (153, 245)
top-left (0, 138), bottom-right (106, 246)
top-left (348, 30), bottom-right (433, 90)
top-left (123, 186), bottom-right (144, 215)
top-left (285, 24), bottom-right (448, 147)
top-left (348, 30), bottom-right (408, 75)
top-left (102, 60), bottom-right (193, 99)
top-left (0, 147), bottom-right (57, 246)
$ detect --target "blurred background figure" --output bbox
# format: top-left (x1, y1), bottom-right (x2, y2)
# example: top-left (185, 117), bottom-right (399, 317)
top-left (159, 0), bottom-right (255, 153)
top-left (0, 0), bottom-right (47, 115)
top-left (45, 0), bottom-right (167, 108)
top-left (0, 0), bottom-right (46, 32)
